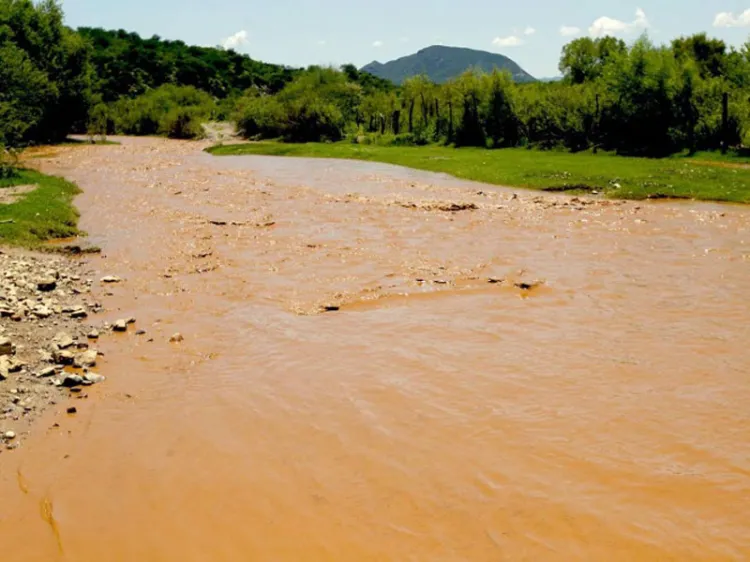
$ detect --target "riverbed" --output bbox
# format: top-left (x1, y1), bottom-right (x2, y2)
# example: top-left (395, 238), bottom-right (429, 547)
top-left (1, 137), bottom-right (749, 561)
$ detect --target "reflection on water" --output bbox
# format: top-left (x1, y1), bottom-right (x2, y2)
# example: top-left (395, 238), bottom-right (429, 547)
top-left (1, 137), bottom-right (749, 561)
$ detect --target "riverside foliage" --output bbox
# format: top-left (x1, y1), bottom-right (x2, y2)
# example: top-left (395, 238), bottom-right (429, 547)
top-left (2, 0), bottom-right (750, 154)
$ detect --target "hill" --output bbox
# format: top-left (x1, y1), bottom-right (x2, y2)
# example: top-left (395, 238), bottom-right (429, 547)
top-left (361, 45), bottom-right (536, 84)
top-left (78, 28), bottom-right (300, 102)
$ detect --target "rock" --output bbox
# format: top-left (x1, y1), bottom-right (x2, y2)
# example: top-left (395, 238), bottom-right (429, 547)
top-left (112, 319), bottom-right (128, 332)
top-left (87, 329), bottom-right (100, 339)
top-left (53, 350), bottom-right (75, 365)
top-left (321, 306), bottom-right (340, 312)
top-left (169, 333), bottom-right (184, 343)
top-left (53, 332), bottom-right (75, 350)
top-left (61, 374), bottom-right (84, 388)
top-left (100, 276), bottom-right (121, 284)
top-left (6, 358), bottom-right (24, 373)
top-left (0, 336), bottom-right (12, 356)
top-left (33, 306), bottom-right (53, 318)
top-left (0, 357), bottom-right (8, 381)
top-left (135, 330), bottom-right (146, 336)
top-left (126, 317), bottom-right (136, 324)
top-left (487, 277), bottom-right (504, 284)
top-left (514, 281), bottom-right (543, 291)
top-left (37, 366), bottom-right (57, 378)
top-left (37, 278), bottom-right (57, 292)
top-left (66, 407), bottom-right (77, 414)
top-left (3, 430), bottom-right (16, 440)
top-left (70, 308), bottom-right (88, 319)
top-left (73, 350), bottom-right (98, 369)
top-left (83, 373), bottom-right (105, 384)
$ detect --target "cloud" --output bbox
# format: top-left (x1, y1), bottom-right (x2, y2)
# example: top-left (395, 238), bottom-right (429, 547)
top-left (714, 10), bottom-right (750, 28)
top-left (589, 7), bottom-right (649, 37)
top-left (524, 26), bottom-right (536, 36)
top-left (222, 30), bottom-right (248, 50)
top-left (372, 40), bottom-right (383, 48)
top-left (492, 35), bottom-right (524, 47)
top-left (559, 25), bottom-right (581, 37)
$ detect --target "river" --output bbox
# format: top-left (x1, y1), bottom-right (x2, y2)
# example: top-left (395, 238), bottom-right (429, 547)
top-left (1, 137), bottom-right (749, 561)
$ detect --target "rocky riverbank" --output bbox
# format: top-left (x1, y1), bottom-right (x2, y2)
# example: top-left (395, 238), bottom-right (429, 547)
top-left (0, 248), bottom-right (112, 451)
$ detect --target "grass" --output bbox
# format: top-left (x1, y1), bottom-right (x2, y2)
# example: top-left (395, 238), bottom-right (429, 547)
top-left (207, 142), bottom-right (750, 204)
top-left (0, 169), bottom-right (81, 247)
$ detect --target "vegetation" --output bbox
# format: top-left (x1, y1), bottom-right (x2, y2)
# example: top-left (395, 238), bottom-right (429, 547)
top-left (0, 0), bottom-right (92, 148)
top-left (233, 34), bottom-right (750, 161)
top-left (78, 27), bottom-right (299, 102)
top-left (361, 45), bottom-right (536, 85)
top-left (95, 85), bottom-right (216, 139)
top-left (0, 169), bottom-right (81, 246)
top-left (207, 142), bottom-right (750, 204)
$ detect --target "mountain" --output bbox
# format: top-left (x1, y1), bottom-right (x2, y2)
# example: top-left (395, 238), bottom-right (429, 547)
top-left (361, 45), bottom-right (536, 85)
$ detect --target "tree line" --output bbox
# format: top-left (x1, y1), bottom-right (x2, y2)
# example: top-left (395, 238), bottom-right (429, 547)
top-left (235, 34), bottom-right (750, 157)
top-left (2, 0), bottom-right (750, 158)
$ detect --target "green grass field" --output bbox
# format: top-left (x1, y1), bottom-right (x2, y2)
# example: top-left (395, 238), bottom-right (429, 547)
top-left (207, 142), bottom-right (750, 204)
top-left (0, 169), bottom-right (81, 247)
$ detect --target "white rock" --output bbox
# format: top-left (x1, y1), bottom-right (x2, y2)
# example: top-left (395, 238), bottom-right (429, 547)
top-left (74, 349), bottom-right (98, 368)
top-left (53, 332), bottom-right (75, 350)
top-left (4, 431), bottom-right (16, 440)
top-left (113, 319), bottom-right (128, 332)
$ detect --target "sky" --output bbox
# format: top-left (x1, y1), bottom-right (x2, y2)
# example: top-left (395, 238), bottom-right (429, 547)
top-left (60, 0), bottom-right (750, 78)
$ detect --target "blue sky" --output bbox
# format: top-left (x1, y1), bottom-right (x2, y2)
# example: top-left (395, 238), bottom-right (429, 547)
top-left (61, 1), bottom-right (750, 78)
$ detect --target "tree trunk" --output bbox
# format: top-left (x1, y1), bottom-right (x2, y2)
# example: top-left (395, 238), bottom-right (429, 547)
top-left (408, 99), bottom-right (415, 133)
top-left (434, 99), bottom-right (440, 137)
top-left (392, 110), bottom-right (401, 135)
top-left (380, 115), bottom-right (386, 135)
top-left (721, 92), bottom-right (729, 155)
top-left (448, 101), bottom-right (453, 142)
top-left (594, 93), bottom-right (600, 154)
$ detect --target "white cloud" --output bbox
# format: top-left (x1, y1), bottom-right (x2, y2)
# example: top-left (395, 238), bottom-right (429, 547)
top-left (372, 40), bottom-right (383, 48)
top-left (560, 25), bottom-right (581, 37)
top-left (492, 35), bottom-right (524, 47)
top-left (222, 30), bottom-right (248, 50)
top-left (713, 10), bottom-right (750, 28)
top-left (589, 7), bottom-right (649, 37)
top-left (524, 26), bottom-right (536, 36)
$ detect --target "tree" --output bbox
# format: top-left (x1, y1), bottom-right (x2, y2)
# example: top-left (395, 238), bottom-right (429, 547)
top-left (559, 36), bottom-right (626, 84)
top-left (0, 0), bottom-right (93, 145)
top-left (672, 33), bottom-right (726, 79)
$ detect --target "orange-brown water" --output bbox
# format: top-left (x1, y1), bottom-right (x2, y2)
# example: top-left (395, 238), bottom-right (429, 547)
top-left (1, 137), bottom-right (750, 561)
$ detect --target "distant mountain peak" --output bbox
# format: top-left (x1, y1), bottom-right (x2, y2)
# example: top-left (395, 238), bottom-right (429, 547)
top-left (361, 45), bottom-right (535, 85)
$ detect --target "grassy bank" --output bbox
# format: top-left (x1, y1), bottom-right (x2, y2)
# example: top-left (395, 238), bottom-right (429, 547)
top-left (0, 169), bottom-right (81, 247)
top-left (207, 142), bottom-right (750, 204)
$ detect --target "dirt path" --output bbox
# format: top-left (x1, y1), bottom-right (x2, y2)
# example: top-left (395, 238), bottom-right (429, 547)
top-left (1, 137), bottom-right (749, 561)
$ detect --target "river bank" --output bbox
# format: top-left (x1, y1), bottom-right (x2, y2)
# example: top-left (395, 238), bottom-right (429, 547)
top-left (208, 141), bottom-right (750, 203)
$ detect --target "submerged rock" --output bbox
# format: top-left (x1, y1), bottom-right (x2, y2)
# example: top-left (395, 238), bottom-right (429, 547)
top-left (112, 319), bottom-right (128, 332)
top-left (169, 333), bottom-right (184, 343)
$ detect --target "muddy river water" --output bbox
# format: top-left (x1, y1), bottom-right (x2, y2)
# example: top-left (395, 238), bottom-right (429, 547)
top-left (1, 137), bottom-right (749, 560)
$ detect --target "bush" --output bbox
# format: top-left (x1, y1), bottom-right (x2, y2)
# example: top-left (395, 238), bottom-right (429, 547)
top-left (160, 107), bottom-right (205, 139)
top-left (109, 85), bottom-right (215, 138)
top-left (0, 147), bottom-right (20, 180)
